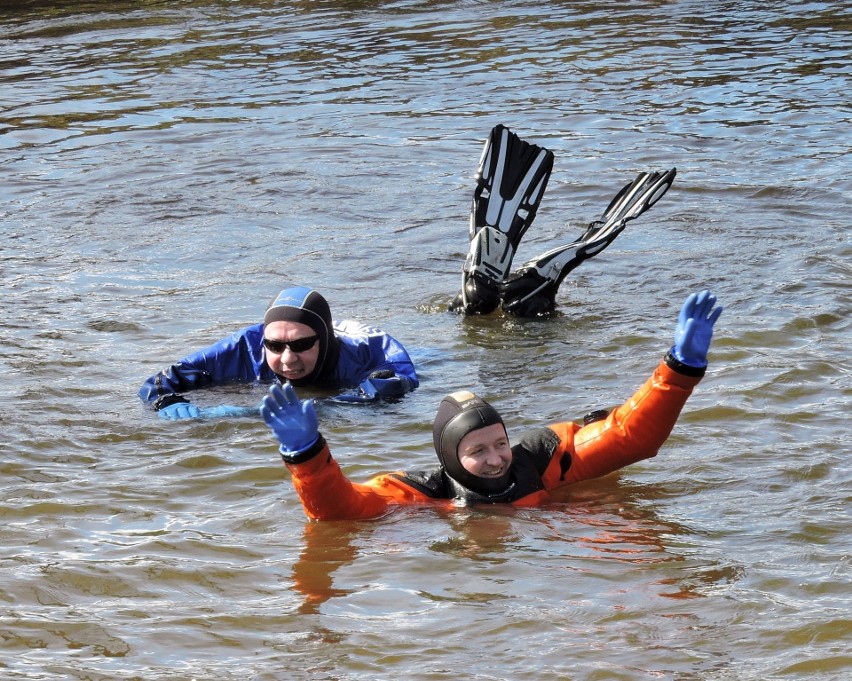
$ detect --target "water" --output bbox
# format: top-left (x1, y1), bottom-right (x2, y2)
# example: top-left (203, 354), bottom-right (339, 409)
top-left (1, 1), bottom-right (850, 679)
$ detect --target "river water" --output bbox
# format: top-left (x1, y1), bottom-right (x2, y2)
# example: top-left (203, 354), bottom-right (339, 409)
top-left (1, 1), bottom-right (849, 679)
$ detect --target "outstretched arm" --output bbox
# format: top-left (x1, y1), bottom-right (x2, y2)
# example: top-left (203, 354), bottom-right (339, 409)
top-left (261, 384), bottom-right (410, 519)
top-left (548, 290), bottom-right (723, 486)
top-left (139, 324), bottom-right (267, 419)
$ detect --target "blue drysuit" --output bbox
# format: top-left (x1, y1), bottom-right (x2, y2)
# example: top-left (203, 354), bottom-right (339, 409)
top-left (139, 319), bottom-right (418, 408)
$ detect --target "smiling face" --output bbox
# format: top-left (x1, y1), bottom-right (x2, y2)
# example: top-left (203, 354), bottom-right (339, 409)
top-left (456, 423), bottom-right (513, 479)
top-left (263, 320), bottom-right (320, 381)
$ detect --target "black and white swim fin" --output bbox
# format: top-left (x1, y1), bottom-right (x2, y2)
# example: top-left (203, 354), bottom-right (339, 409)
top-left (451, 125), bottom-right (554, 315)
top-left (500, 167), bottom-right (677, 317)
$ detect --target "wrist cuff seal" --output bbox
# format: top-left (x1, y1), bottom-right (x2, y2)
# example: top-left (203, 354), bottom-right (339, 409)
top-left (281, 434), bottom-right (326, 465)
top-left (665, 349), bottom-right (707, 378)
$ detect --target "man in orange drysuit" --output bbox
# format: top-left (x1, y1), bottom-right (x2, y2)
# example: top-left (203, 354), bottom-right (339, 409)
top-left (261, 290), bottom-right (723, 520)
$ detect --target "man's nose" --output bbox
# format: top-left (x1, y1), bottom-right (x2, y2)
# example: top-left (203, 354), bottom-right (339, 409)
top-left (484, 447), bottom-right (503, 464)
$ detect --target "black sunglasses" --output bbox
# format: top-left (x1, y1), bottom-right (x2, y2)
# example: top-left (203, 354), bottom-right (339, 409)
top-left (262, 335), bottom-right (318, 354)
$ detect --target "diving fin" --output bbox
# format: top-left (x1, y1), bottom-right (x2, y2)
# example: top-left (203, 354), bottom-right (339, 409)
top-left (451, 125), bottom-right (555, 315)
top-left (500, 167), bottom-right (677, 316)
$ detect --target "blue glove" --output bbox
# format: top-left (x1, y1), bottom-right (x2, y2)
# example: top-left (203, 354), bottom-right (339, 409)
top-left (260, 383), bottom-right (319, 457)
top-left (158, 401), bottom-right (201, 420)
top-left (198, 404), bottom-right (261, 419)
top-left (672, 290), bottom-right (723, 367)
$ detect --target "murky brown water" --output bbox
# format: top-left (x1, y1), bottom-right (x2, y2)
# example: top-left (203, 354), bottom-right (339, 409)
top-left (1, 1), bottom-right (850, 679)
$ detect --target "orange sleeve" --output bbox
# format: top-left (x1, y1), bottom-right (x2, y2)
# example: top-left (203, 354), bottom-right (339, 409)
top-left (543, 359), bottom-right (701, 488)
top-left (286, 445), bottom-right (434, 520)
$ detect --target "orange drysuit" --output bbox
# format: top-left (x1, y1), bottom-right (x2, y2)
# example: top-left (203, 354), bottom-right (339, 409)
top-left (284, 354), bottom-right (704, 520)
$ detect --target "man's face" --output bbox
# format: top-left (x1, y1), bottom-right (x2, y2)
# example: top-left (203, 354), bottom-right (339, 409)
top-left (263, 320), bottom-right (320, 382)
top-left (457, 423), bottom-right (512, 479)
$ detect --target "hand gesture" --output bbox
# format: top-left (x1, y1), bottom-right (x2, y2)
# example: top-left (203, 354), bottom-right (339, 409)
top-left (673, 290), bottom-right (723, 367)
top-left (260, 383), bottom-right (319, 456)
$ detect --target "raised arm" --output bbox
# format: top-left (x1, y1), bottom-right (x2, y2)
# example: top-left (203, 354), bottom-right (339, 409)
top-left (548, 290), bottom-right (723, 485)
top-left (261, 383), bottom-right (411, 519)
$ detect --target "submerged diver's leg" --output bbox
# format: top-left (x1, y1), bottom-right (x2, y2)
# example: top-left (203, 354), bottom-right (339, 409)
top-left (500, 168), bottom-right (677, 317)
top-left (450, 124), bottom-right (554, 315)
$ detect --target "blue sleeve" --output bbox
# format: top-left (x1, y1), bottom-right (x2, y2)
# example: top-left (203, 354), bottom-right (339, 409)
top-left (333, 320), bottom-right (419, 398)
top-left (139, 324), bottom-right (270, 405)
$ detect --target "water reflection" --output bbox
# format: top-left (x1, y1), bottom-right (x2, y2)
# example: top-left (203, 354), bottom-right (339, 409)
top-left (291, 521), bottom-right (361, 615)
top-left (287, 477), bottom-right (748, 619)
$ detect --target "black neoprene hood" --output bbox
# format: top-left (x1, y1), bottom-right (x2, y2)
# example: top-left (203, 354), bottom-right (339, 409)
top-left (263, 286), bottom-right (340, 386)
top-left (432, 390), bottom-right (512, 495)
